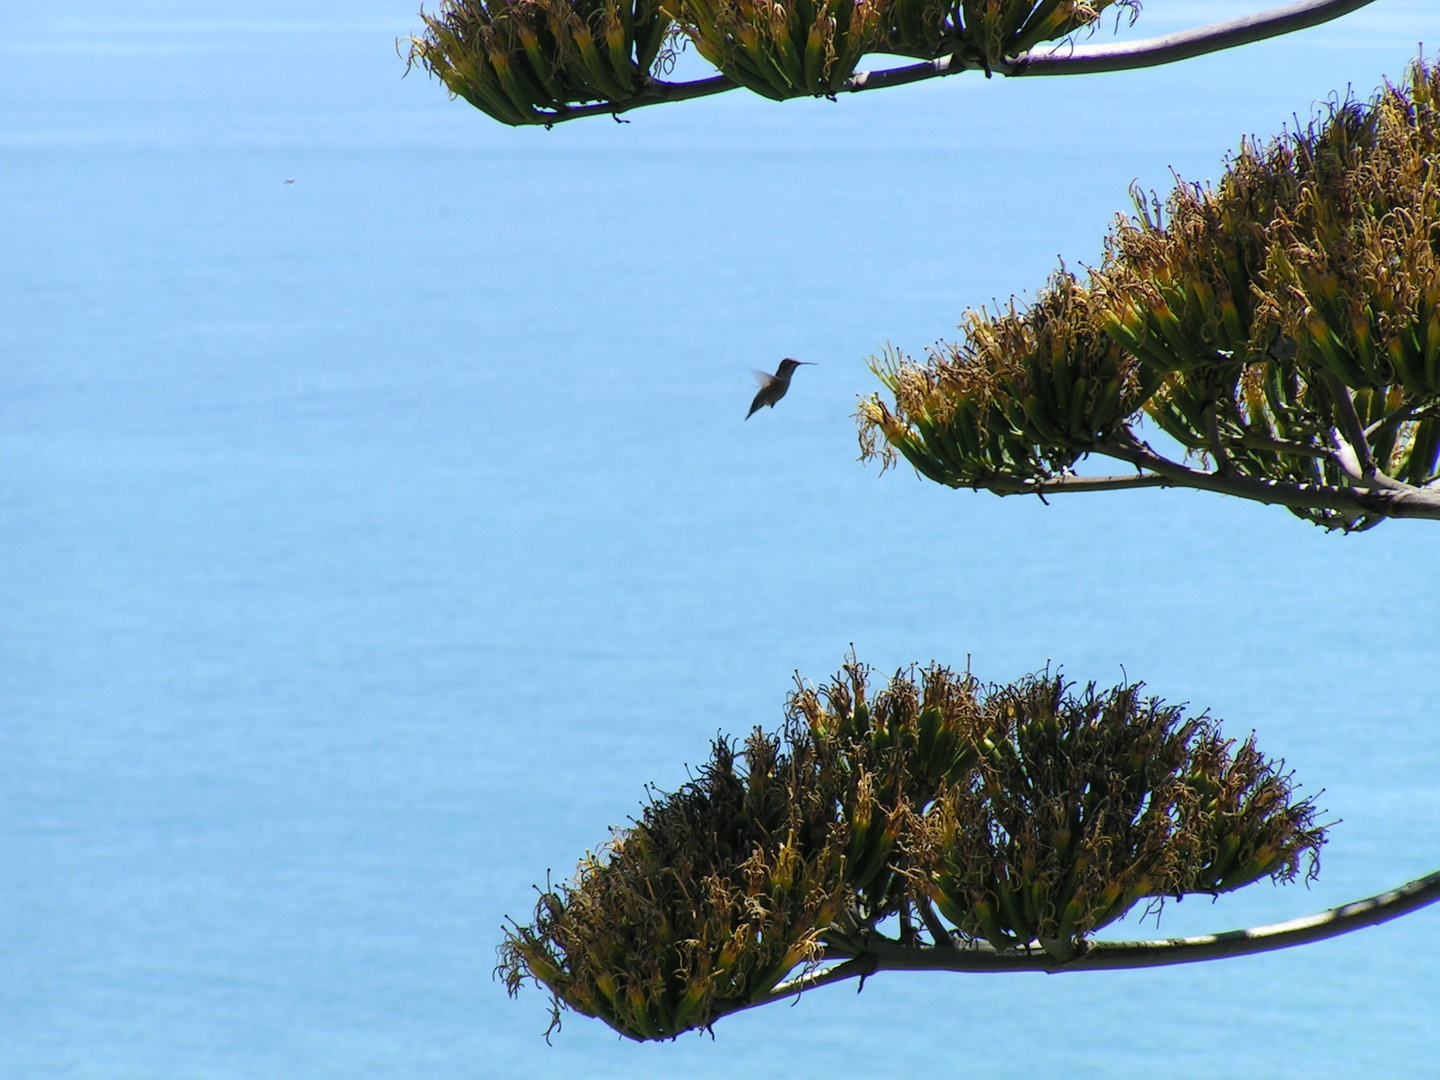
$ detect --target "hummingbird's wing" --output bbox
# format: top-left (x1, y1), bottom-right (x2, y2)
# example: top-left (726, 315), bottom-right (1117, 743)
top-left (751, 368), bottom-right (778, 387)
top-left (745, 387), bottom-right (769, 419)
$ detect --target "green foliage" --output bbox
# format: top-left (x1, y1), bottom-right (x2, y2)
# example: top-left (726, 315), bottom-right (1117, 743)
top-left (408, 0), bottom-right (1137, 121)
top-left (859, 59), bottom-right (1440, 529)
top-left (498, 658), bottom-right (1325, 1041)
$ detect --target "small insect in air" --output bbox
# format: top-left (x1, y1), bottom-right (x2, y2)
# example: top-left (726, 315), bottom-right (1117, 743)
top-left (746, 358), bottom-right (815, 420)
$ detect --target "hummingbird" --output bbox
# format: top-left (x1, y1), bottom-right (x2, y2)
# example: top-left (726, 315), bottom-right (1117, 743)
top-left (746, 358), bottom-right (814, 420)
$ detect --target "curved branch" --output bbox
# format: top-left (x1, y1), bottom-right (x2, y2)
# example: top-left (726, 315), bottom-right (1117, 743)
top-left (846, 0), bottom-right (1380, 92)
top-left (1364, 401), bottom-right (1440, 441)
top-left (735, 867), bottom-right (1440, 1011)
top-left (1012, 0), bottom-right (1380, 76)
top-left (846, 0), bottom-right (1380, 90)
top-left (513, 0), bottom-right (1378, 125)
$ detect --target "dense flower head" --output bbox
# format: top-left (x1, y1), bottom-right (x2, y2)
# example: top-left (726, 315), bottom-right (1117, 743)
top-left (499, 656), bottom-right (1325, 1040)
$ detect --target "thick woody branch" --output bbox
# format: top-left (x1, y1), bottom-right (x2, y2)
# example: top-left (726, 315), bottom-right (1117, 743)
top-left (1095, 433), bottom-right (1440, 521)
top-left (733, 866), bottom-right (1440, 1011)
top-left (945, 438), bottom-right (1440, 519)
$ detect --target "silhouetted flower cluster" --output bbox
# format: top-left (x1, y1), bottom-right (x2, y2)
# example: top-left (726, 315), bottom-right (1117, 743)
top-left (409, 0), bottom-right (1137, 122)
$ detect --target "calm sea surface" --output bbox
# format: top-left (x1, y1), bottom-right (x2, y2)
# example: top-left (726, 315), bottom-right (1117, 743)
top-left (3, 2), bottom-right (1438, 1077)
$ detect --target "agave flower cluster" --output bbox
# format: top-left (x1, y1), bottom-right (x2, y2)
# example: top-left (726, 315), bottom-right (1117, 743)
top-left (498, 657), bottom-right (1324, 1041)
top-left (409, 0), bottom-right (1135, 123)
top-left (410, 0), bottom-right (674, 124)
top-left (859, 60), bottom-right (1440, 529)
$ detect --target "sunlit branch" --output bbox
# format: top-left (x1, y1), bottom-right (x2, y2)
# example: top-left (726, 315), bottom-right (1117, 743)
top-left (1012, 0), bottom-right (1380, 76)
top-left (735, 866), bottom-right (1440, 1010)
top-left (1317, 371), bottom-right (1379, 479)
top-left (850, 0), bottom-right (1380, 89)
top-left (1364, 402), bottom-right (1433, 441)
top-left (537, 74), bottom-right (738, 124)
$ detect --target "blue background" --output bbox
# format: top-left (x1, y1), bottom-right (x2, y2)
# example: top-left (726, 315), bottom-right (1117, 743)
top-left (2, 2), bottom-right (1438, 1076)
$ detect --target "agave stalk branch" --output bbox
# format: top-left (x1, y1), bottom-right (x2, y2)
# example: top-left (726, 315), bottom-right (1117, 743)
top-left (1317, 370), bottom-right (1379, 479)
top-left (739, 866), bottom-right (1440, 1006)
top-left (849, 0), bottom-right (1379, 88)
top-left (1095, 432), bottom-right (1440, 521)
top-left (989, 472), bottom-right (1171, 494)
top-left (916, 896), bottom-right (956, 948)
top-left (1204, 403), bottom-right (1233, 475)
top-left (1011, 0), bottom-right (1379, 75)
top-left (1234, 432), bottom-right (1338, 461)
top-left (474, 0), bottom-right (1377, 125)
top-left (520, 73), bottom-right (738, 124)
top-left (1363, 402), bottom-right (1439, 441)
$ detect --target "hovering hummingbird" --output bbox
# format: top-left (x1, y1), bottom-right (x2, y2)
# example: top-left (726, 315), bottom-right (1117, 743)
top-left (746, 358), bottom-right (815, 420)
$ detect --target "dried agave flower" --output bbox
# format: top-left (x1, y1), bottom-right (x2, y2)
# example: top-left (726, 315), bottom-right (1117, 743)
top-left (1177, 729), bottom-right (1326, 894)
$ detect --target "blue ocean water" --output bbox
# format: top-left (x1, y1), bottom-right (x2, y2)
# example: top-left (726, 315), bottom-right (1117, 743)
top-left (2, 2), bottom-right (1438, 1076)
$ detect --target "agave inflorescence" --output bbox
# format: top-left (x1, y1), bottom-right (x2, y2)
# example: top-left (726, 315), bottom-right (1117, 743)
top-left (920, 677), bottom-right (1324, 960)
top-left (409, 0), bottom-right (1143, 119)
top-left (409, 0), bottom-right (673, 124)
top-left (860, 59), bottom-right (1440, 529)
top-left (787, 658), bottom-right (989, 919)
top-left (862, 271), bottom-right (1160, 491)
top-left (498, 727), bottom-right (853, 1042)
top-left (499, 656), bottom-right (1325, 1040)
